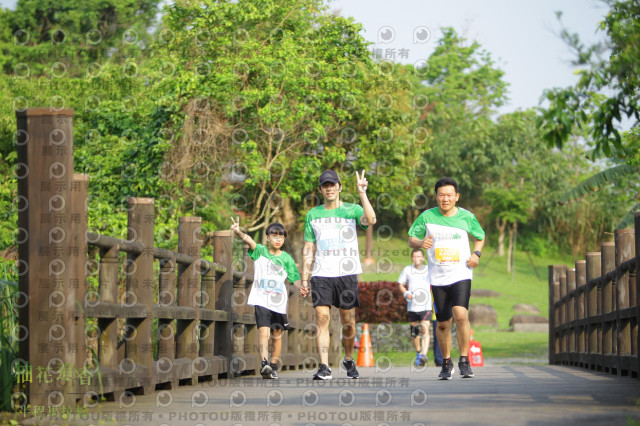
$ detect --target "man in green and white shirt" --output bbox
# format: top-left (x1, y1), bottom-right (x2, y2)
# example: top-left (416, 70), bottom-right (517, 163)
top-left (302, 170), bottom-right (377, 380)
top-left (409, 177), bottom-right (485, 380)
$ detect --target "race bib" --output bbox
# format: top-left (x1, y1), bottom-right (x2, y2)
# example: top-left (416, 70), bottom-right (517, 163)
top-left (435, 247), bottom-right (460, 265)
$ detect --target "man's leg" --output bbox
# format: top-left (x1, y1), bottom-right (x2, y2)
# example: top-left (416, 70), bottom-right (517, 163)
top-left (436, 319), bottom-right (453, 359)
top-left (432, 320), bottom-right (443, 366)
top-left (339, 307), bottom-right (359, 378)
top-left (339, 307), bottom-right (356, 360)
top-left (315, 305), bottom-right (331, 365)
top-left (452, 306), bottom-right (471, 357)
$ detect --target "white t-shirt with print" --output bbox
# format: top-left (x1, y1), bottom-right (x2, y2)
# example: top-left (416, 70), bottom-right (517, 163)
top-left (398, 264), bottom-right (432, 312)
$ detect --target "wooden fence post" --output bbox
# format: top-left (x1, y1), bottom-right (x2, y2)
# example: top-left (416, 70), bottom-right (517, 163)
top-left (69, 173), bottom-right (88, 401)
top-left (157, 256), bottom-right (177, 389)
top-left (548, 265), bottom-right (564, 365)
top-left (16, 108), bottom-right (75, 407)
top-left (125, 197), bottom-right (154, 394)
top-left (98, 243), bottom-right (121, 399)
top-left (586, 252), bottom-right (601, 369)
top-left (615, 228), bottom-right (635, 376)
top-left (601, 241), bottom-right (615, 373)
top-left (176, 217), bottom-right (202, 385)
top-left (575, 260), bottom-right (587, 366)
top-left (213, 230), bottom-right (234, 375)
top-left (567, 268), bottom-right (576, 363)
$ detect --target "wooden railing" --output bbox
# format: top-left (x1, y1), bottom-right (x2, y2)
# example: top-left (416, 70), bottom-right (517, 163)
top-left (15, 108), bottom-right (338, 408)
top-left (549, 212), bottom-right (639, 377)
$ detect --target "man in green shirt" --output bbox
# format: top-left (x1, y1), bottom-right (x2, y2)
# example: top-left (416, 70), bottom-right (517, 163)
top-left (302, 170), bottom-right (377, 380)
top-left (408, 177), bottom-right (485, 380)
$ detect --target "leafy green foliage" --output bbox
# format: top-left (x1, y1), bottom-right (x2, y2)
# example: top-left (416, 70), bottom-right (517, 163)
top-left (0, 0), bottom-right (161, 76)
top-left (539, 0), bottom-right (639, 157)
top-left (418, 28), bottom-right (509, 203)
top-left (157, 0), bottom-right (423, 251)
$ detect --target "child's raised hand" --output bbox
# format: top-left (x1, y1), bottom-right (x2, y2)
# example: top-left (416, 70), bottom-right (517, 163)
top-left (230, 216), bottom-right (241, 234)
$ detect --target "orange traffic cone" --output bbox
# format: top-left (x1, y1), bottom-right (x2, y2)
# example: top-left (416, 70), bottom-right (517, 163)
top-left (469, 330), bottom-right (484, 367)
top-left (356, 323), bottom-right (375, 367)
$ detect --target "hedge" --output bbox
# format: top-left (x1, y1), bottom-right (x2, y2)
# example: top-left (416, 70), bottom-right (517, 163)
top-left (356, 281), bottom-right (407, 323)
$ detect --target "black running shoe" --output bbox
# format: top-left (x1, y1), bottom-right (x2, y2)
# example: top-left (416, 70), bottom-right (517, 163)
top-left (342, 358), bottom-right (359, 379)
top-left (270, 363), bottom-right (279, 379)
top-left (313, 363), bottom-right (332, 380)
top-left (438, 358), bottom-right (454, 380)
top-left (260, 359), bottom-right (273, 379)
top-left (458, 357), bottom-right (474, 378)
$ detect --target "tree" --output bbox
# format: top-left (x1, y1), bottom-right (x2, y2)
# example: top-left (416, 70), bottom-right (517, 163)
top-left (416, 28), bottom-right (509, 207)
top-left (539, 0), bottom-right (640, 229)
top-left (158, 0), bottom-right (423, 259)
top-left (539, 0), bottom-right (639, 157)
top-left (0, 0), bottom-right (161, 76)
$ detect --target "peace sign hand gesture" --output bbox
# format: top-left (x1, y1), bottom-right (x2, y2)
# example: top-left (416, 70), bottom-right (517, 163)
top-left (355, 169), bottom-right (368, 194)
top-left (230, 216), bottom-right (241, 234)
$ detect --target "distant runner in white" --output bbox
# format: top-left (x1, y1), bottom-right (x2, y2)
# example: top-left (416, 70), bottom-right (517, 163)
top-left (408, 177), bottom-right (485, 380)
top-left (397, 249), bottom-right (432, 367)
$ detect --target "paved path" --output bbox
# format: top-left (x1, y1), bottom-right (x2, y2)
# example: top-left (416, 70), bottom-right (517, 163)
top-left (20, 361), bottom-right (640, 425)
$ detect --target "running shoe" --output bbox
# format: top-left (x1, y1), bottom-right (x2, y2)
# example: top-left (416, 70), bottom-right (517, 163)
top-left (438, 358), bottom-right (454, 380)
top-left (313, 363), bottom-right (332, 380)
top-left (458, 357), bottom-right (474, 378)
top-left (342, 358), bottom-right (359, 379)
top-left (270, 363), bottom-right (279, 379)
top-left (260, 359), bottom-right (273, 379)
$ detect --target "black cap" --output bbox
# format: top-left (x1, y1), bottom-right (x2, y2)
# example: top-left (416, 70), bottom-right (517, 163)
top-left (319, 170), bottom-right (341, 186)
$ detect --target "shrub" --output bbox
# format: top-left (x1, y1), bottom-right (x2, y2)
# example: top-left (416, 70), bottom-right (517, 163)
top-left (356, 281), bottom-right (407, 323)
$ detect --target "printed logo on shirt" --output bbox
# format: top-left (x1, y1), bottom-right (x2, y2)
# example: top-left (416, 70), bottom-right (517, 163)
top-left (259, 279), bottom-right (285, 292)
top-left (434, 231), bottom-right (463, 241)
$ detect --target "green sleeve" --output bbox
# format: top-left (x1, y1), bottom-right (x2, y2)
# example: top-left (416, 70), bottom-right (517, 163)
top-left (248, 243), bottom-right (265, 261)
top-left (304, 211), bottom-right (316, 242)
top-left (468, 215), bottom-right (485, 240)
top-left (408, 214), bottom-right (426, 239)
top-left (283, 254), bottom-right (301, 284)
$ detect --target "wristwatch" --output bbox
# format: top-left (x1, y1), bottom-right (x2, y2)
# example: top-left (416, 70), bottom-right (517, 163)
top-left (473, 250), bottom-right (482, 258)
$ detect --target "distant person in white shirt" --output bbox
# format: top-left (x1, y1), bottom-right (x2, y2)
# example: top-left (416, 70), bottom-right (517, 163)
top-left (398, 249), bottom-right (432, 367)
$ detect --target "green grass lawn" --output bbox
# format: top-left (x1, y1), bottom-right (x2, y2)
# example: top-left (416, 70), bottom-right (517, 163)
top-left (357, 232), bottom-right (573, 361)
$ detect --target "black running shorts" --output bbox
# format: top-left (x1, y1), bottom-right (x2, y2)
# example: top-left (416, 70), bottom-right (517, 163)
top-left (408, 310), bottom-right (431, 323)
top-left (310, 275), bottom-right (360, 309)
top-left (254, 305), bottom-right (290, 330)
top-left (431, 279), bottom-right (472, 322)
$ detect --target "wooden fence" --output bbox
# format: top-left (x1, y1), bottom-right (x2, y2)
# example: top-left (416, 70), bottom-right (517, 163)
top-left (549, 212), bottom-right (639, 377)
top-left (15, 108), bottom-right (339, 408)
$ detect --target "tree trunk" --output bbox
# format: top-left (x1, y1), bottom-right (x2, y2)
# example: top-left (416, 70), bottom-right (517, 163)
top-left (280, 198), bottom-right (304, 266)
top-left (496, 217), bottom-right (507, 257)
top-left (507, 222), bottom-right (517, 274)
top-left (507, 222), bottom-right (514, 273)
